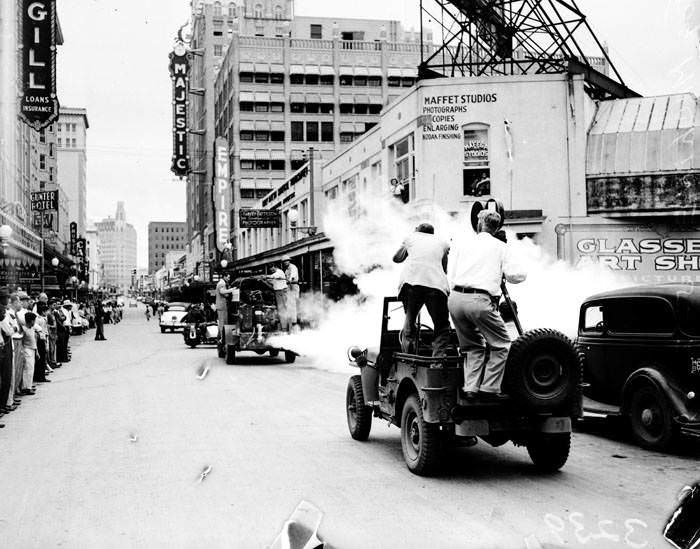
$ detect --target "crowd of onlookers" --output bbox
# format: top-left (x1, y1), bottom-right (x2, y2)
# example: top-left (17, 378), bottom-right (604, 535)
top-left (0, 290), bottom-right (125, 429)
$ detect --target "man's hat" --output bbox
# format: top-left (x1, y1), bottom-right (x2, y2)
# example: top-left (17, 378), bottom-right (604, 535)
top-left (17, 291), bottom-right (30, 300)
top-left (281, 255), bottom-right (291, 261)
top-left (62, 299), bottom-right (72, 307)
top-left (0, 287), bottom-right (9, 299)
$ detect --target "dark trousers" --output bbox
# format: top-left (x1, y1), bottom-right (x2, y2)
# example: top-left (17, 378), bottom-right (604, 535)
top-left (34, 339), bottom-right (47, 382)
top-left (0, 335), bottom-right (12, 407)
top-left (57, 329), bottom-right (70, 363)
top-left (399, 284), bottom-right (450, 356)
top-left (95, 320), bottom-right (105, 340)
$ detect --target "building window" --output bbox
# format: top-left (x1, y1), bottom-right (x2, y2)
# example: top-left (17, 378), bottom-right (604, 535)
top-left (270, 129), bottom-right (285, 141)
top-left (304, 74), bottom-right (319, 86)
top-left (274, 5), bottom-right (283, 19)
top-left (305, 102), bottom-right (319, 114)
top-left (39, 129), bottom-right (46, 143)
top-left (321, 121), bottom-right (334, 142)
top-left (228, 2), bottom-right (236, 17)
top-left (290, 73), bottom-right (304, 85)
top-left (306, 121), bottom-right (319, 142)
top-left (339, 74), bottom-right (353, 86)
top-left (240, 101), bottom-right (254, 111)
top-left (254, 3), bottom-right (263, 18)
top-left (310, 24), bottom-right (322, 39)
top-left (255, 159), bottom-right (270, 170)
top-left (271, 159), bottom-right (285, 170)
top-left (402, 77), bottom-right (416, 87)
top-left (71, 138), bottom-right (77, 148)
top-left (241, 159), bottom-right (254, 170)
top-left (49, 167), bottom-right (54, 182)
top-left (320, 74), bottom-right (334, 86)
top-left (254, 103), bottom-right (269, 112)
top-left (393, 134), bottom-right (414, 203)
top-left (254, 72), bottom-right (269, 83)
top-left (325, 186), bottom-right (338, 200)
top-left (240, 130), bottom-right (254, 141)
top-left (290, 102), bottom-right (304, 113)
top-left (240, 72), bottom-right (254, 83)
top-left (57, 138), bottom-right (62, 147)
top-left (320, 103), bottom-right (334, 114)
top-left (270, 102), bottom-right (284, 112)
top-left (462, 123), bottom-right (491, 197)
top-left (291, 121), bottom-right (304, 142)
top-left (388, 76), bottom-right (401, 87)
top-left (213, 1), bottom-right (222, 16)
top-left (369, 104), bottom-right (382, 115)
top-left (340, 132), bottom-right (354, 144)
top-left (339, 103), bottom-right (353, 114)
top-left (255, 131), bottom-right (270, 141)
top-left (49, 143), bottom-right (54, 157)
top-left (355, 103), bottom-right (368, 115)
top-left (39, 154), bottom-right (46, 170)
top-left (270, 73), bottom-right (284, 84)
top-left (255, 25), bottom-right (264, 36)
top-left (368, 76), bottom-right (382, 87)
top-left (214, 44), bottom-right (223, 56)
top-left (353, 75), bottom-right (367, 86)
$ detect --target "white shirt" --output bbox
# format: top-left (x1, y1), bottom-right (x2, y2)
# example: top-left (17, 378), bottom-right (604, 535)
top-left (397, 232), bottom-right (450, 295)
top-left (268, 269), bottom-right (288, 291)
top-left (285, 264), bottom-right (299, 285)
top-left (447, 232), bottom-right (526, 297)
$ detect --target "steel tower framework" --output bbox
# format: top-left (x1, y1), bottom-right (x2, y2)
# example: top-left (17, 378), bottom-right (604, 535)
top-left (419, 0), bottom-right (640, 99)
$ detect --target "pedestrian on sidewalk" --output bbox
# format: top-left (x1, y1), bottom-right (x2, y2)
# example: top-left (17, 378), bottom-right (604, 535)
top-left (33, 303), bottom-right (49, 383)
top-left (145, 307), bottom-right (151, 321)
top-left (55, 300), bottom-right (71, 363)
top-left (21, 312), bottom-right (37, 395)
top-left (0, 288), bottom-right (15, 414)
top-left (95, 301), bottom-right (106, 341)
top-left (46, 300), bottom-right (58, 370)
top-left (8, 294), bottom-right (25, 400)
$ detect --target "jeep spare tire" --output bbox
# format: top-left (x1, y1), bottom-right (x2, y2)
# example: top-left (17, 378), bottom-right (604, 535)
top-left (504, 329), bottom-right (580, 411)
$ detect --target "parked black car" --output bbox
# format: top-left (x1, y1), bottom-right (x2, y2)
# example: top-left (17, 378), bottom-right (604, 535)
top-left (578, 284), bottom-right (700, 450)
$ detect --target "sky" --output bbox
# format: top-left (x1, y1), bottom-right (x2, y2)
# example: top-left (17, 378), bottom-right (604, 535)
top-left (55, 0), bottom-right (700, 268)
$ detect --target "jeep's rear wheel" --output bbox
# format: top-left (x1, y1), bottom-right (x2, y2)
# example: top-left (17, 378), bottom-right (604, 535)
top-left (225, 345), bottom-right (236, 365)
top-left (269, 349), bottom-right (279, 358)
top-left (400, 394), bottom-right (441, 476)
top-left (160, 327), bottom-right (166, 333)
top-left (628, 383), bottom-right (675, 450)
top-left (347, 375), bottom-right (372, 441)
top-left (505, 329), bottom-right (580, 411)
top-left (284, 351), bottom-right (296, 364)
top-left (526, 433), bottom-right (571, 472)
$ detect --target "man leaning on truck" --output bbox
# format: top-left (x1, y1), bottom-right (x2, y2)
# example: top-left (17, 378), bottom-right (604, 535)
top-left (216, 273), bottom-right (235, 336)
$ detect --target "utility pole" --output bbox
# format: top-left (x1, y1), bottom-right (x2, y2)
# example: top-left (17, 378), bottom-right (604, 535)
top-left (308, 147), bottom-right (315, 228)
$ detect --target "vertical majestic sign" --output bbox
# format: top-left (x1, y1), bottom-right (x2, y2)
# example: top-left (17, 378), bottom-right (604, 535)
top-left (19, 0), bottom-right (59, 130)
top-left (69, 221), bottom-right (77, 255)
top-left (169, 45), bottom-right (191, 176)
top-left (213, 137), bottom-right (231, 253)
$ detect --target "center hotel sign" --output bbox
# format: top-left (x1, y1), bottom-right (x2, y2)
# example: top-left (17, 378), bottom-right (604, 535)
top-left (169, 46), bottom-right (191, 177)
top-left (19, 0), bottom-right (59, 130)
top-left (213, 138), bottom-right (231, 253)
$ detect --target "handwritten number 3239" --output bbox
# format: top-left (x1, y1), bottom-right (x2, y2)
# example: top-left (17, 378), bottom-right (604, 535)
top-left (544, 513), bottom-right (648, 548)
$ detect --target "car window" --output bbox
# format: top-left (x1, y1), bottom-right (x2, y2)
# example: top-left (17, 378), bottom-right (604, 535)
top-left (582, 305), bottom-right (604, 333)
top-left (606, 297), bottom-right (675, 335)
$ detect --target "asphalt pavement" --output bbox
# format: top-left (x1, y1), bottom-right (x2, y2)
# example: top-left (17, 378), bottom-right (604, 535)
top-left (0, 305), bottom-right (697, 548)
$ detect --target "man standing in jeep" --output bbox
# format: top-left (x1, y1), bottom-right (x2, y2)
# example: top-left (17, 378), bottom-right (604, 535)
top-left (447, 211), bottom-right (526, 400)
top-left (392, 223), bottom-right (450, 356)
top-left (216, 273), bottom-right (235, 336)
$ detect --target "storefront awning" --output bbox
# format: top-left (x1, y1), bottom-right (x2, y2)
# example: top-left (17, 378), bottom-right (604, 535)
top-left (240, 179), bottom-right (256, 188)
top-left (320, 65), bottom-right (335, 76)
top-left (240, 120), bottom-right (255, 131)
top-left (290, 64), bottom-right (304, 75)
top-left (255, 150), bottom-right (271, 160)
top-left (239, 91), bottom-right (255, 102)
top-left (240, 150), bottom-right (256, 160)
top-left (387, 68), bottom-right (402, 77)
top-left (368, 67), bottom-right (383, 77)
top-left (587, 93), bottom-right (700, 176)
top-left (270, 63), bottom-right (284, 73)
top-left (354, 67), bottom-right (369, 77)
top-left (339, 66), bottom-right (353, 76)
top-left (304, 65), bottom-right (320, 75)
top-left (254, 63), bottom-right (269, 73)
top-left (239, 62), bottom-right (254, 73)
top-left (270, 150), bottom-right (286, 161)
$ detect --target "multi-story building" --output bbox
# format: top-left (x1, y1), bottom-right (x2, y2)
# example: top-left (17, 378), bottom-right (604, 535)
top-left (85, 223), bottom-right (102, 288)
top-left (57, 107), bottom-right (89, 239)
top-left (95, 202), bottom-right (137, 291)
top-left (148, 221), bottom-right (187, 273)
top-left (183, 0), bottom-right (429, 274)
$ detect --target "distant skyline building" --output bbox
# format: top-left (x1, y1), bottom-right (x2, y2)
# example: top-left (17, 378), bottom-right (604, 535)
top-left (148, 221), bottom-right (187, 274)
top-left (57, 107), bottom-right (89, 239)
top-left (95, 202), bottom-right (137, 291)
top-left (85, 223), bottom-right (102, 288)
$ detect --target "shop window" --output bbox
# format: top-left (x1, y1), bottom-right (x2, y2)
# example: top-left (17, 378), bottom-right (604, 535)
top-left (255, 131), bottom-right (270, 141)
top-left (388, 76), bottom-right (401, 87)
top-left (353, 76), bottom-right (367, 87)
top-left (368, 76), bottom-right (382, 87)
top-left (270, 73), bottom-right (284, 84)
top-left (240, 72), bottom-right (254, 83)
top-left (310, 24), bottom-right (322, 39)
top-left (254, 72), bottom-right (269, 83)
top-left (462, 123), bottom-right (490, 197)
top-left (240, 102), bottom-right (254, 111)
top-left (320, 75), bottom-right (334, 86)
top-left (305, 74), bottom-right (319, 86)
top-left (290, 103), bottom-right (304, 113)
top-left (240, 130), bottom-right (254, 141)
top-left (306, 121), bottom-right (319, 142)
top-left (291, 121), bottom-right (304, 141)
top-left (320, 103), bottom-right (334, 114)
top-left (270, 102), bottom-right (284, 112)
top-left (290, 74), bottom-right (304, 85)
top-left (270, 130), bottom-right (285, 141)
top-left (339, 75), bottom-right (353, 86)
top-left (241, 160), bottom-right (254, 170)
top-left (321, 122), bottom-right (334, 142)
top-left (271, 159), bottom-right (285, 171)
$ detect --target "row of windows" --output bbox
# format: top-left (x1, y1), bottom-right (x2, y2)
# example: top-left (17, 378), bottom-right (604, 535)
top-left (57, 138), bottom-right (77, 148)
top-left (153, 227), bottom-right (184, 233)
top-left (240, 130), bottom-right (285, 142)
top-left (240, 189), bottom-right (273, 199)
top-left (240, 159), bottom-right (286, 171)
top-left (212, 1), bottom-right (284, 19)
top-left (290, 121), bottom-right (335, 142)
top-left (237, 73), bottom-right (415, 88)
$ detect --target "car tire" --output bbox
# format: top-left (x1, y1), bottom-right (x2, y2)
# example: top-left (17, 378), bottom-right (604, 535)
top-left (160, 327), bottom-right (166, 334)
top-left (526, 432), bottom-right (571, 472)
top-left (347, 375), bottom-right (372, 441)
top-left (627, 382), bottom-right (676, 451)
top-left (225, 345), bottom-right (236, 365)
top-left (400, 394), bottom-right (441, 476)
top-left (269, 349), bottom-right (279, 358)
top-left (505, 329), bottom-right (580, 411)
top-left (284, 351), bottom-right (296, 364)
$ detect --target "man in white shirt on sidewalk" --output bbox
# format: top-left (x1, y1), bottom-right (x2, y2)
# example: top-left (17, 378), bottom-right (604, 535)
top-left (393, 223), bottom-right (450, 356)
top-left (447, 210), bottom-right (526, 400)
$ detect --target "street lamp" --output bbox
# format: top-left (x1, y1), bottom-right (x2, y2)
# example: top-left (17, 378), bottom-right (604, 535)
top-left (51, 257), bottom-right (59, 268)
top-left (288, 208), bottom-right (317, 236)
top-left (220, 259), bottom-right (228, 269)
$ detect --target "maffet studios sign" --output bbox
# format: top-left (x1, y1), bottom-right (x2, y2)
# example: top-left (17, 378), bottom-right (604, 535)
top-left (169, 44), bottom-right (191, 177)
top-left (19, 0), bottom-right (59, 131)
top-left (213, 137), bottom-right (230, 252)
top-left (30, 190), bottom-right (58, 211)
top-left (240, 209), bottom-right (281, 229)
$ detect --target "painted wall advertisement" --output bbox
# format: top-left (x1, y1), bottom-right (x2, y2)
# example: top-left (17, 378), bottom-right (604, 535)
top-left (213, 137), bottom-right (230, 253)
top-left (560, 224), bottom-right (700, 283)
top-left (169, 45), bottom-right (191, 177)
top-left (20, 0), bottom-right (59, 130)
top-left (420, 92), bottom-right (498, 141)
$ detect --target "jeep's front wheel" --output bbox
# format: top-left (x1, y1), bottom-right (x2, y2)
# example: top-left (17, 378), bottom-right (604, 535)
top-left (627, 383), bottom-right (675, 450)
top-left (400, 394), bottom-right (441, 476)
top-left (347, 375), bottom-right (371, 441)
top-left (526, 432), bottom-right (571, 472)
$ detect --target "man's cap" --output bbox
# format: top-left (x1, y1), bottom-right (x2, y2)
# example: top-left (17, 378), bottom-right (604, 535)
top-left (0, 287), bottom-right (9, 299)
top-left (62, 299), bottom-right (72, 306)
top-left (38, 292), bottom-right (48, 301)
top-left (281, 255), bottom-right (291, 261)
top-left (17, 291), bottom-right (30, 300)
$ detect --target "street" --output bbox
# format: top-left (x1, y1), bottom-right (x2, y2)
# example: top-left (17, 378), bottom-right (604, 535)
top-left (0, 305), bottom-right (697, 549)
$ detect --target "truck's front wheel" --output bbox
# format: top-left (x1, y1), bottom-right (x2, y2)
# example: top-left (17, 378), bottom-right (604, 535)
top-left (526, 432), bottom-right (571, 472)
top-left (347, 375), bottom-right (372, 441)
top-left (400, 394), bottom-right (441, 476)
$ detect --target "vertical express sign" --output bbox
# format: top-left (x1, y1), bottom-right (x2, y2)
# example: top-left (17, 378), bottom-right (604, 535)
top-left (69, 221), bottom-right (77, 255)
top-left (20, 1), bottom-right (59, 130)
top-left (169, 46), bottom-right (191, 176)
top-left (213, 137), bottom-right (230, 252)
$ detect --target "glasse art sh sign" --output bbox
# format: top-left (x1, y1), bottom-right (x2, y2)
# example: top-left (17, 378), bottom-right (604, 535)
top-left (213, 138), bottom-right (230, 252)
top-left (169, 47), bottom-right (191, 176)
top-left (20, 0), bottom-right (59, 130)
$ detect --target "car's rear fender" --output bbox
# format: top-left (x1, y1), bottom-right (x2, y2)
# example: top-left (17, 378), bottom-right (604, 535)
top-left (622, 367), bottom-right (700, 423)
top-left (393, 378), bottom-right (418, 428)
